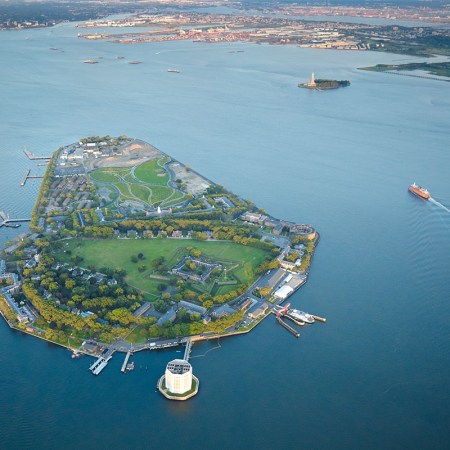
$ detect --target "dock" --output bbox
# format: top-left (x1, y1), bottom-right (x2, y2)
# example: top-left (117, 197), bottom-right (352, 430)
top-left (23, 148), bottom-right (51, 161)
top-left (311, 314), bottom-right (327, 323)
top-left (0, 211), bottom-right (31, 229)
top-left (276, 316), bottom-right (300, 338)
top-left (121, 350), bottom-right (131, 373)
top-left (20, 169), bottom-right (44, 187)
top-left (89, 348), bottom-right (115, 375)
top-left (20, 169), bottom-right (31, 187)
top-left (183, 337), bottom-right (192, 361)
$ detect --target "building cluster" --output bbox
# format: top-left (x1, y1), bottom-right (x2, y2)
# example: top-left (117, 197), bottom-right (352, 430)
top-left (46, 175), bottom-right (93, 214)
top-left (240, 211), bottom-right (316, 239)
top-left (78, 10), bottom-right (450, 54)
top-left (0, 260), bottom-right (35, 324)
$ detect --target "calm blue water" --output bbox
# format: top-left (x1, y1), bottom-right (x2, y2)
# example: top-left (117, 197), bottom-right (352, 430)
top-left (1, 21), bottom-right (449, 450)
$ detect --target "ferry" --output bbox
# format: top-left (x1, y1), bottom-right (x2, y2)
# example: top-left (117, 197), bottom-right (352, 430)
top-left (408, 183), bottom-right (430, 200)
top-left (289, 309), bottom-right (315, 324)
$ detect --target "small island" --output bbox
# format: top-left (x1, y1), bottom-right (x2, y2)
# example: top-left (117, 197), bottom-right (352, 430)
top-left (0, 136), bottom-right (321, 380)
top-left (299, 72), bottom-right (350, 90)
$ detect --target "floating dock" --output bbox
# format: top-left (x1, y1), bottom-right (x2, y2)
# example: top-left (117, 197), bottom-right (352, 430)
top-left (276, 316), bottom-right (300, 338)
top-left (89, 348), bottom-right (115, 375)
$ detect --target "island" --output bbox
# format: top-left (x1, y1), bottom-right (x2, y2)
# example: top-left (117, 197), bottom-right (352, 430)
top-left (299, 73), bottom-right (350, 90)
top-left (0, 136), bottom-right (320, 377)
top-left (359, 62), bottom-right (450, 80)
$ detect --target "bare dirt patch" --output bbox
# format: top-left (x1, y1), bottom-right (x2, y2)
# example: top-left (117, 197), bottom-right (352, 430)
top-left (92, 139), bottom-right (163, 169)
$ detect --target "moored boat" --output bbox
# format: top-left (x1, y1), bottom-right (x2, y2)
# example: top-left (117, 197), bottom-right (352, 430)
top-left (289, 309), bottom-right (315, 324)
top-left (409, 183), bottom-right (430, 199)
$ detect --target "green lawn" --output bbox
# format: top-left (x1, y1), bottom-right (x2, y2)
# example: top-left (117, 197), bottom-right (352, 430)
top-left (55, 238), bottom-right (269, 296)
top-left (90, 170), bottom-right (120, 183)
top-left (134, 157), bottom-right (170, 185)
top-left (89, 159), bottom-right (183, 207)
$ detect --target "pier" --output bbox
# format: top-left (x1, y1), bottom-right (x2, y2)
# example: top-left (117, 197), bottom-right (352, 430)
top-left (20, 169), bottom-right (44, 187)
top-left (20, 169), bottom-right (31, 186)
top-left (276, 316), bottom-right (300, 338)
top-left (121, 350), bottom-right (131, 373)
top-left (183, 337), bottom-right (192, 361)
top-left (311, 314), bottom-right (327, 323)
top-left (0, 211), bottom-right (31, 229)
top-left (23, 148), bottom-right (51, 161)
top-left (89, 348), bottom-right (115, 375)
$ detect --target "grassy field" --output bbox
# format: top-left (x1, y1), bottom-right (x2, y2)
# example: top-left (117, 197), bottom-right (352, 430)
top-left (89, 158), bottom-right (185, 207)
top-left (55, 238), bottom-right (269, 297)
top-left (134, 157), bottom-right (170, 185)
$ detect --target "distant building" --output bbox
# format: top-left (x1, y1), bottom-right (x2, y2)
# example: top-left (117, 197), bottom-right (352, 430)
top-left (165, 359), bottom-right (193, 394)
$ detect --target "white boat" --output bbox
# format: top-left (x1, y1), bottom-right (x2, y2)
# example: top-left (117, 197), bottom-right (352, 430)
top-left (289, 309), bottom-right (315, 324)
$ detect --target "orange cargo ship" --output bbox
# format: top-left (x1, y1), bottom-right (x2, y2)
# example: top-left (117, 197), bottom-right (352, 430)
top-left (409, 183), bottom-right (430, 199)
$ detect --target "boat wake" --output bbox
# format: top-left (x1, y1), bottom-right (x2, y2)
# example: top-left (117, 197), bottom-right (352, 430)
top-left (429, 197), bottom-right (450, 213)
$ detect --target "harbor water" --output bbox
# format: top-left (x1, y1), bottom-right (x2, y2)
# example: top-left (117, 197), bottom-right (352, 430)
top-left (0, 20), bottom-right (449, 449)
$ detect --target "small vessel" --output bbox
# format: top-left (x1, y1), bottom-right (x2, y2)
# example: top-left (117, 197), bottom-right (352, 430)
top-left (128, 61), bottom-right (142, 65)
top-left (83, 60), bottom-right (98, 64)
top-left (71, 350), bottom-right (82, 359)
top-left (167, 69), bottom-right (180, 73)
top-left (117, 56), bottom-right (125, 59)
top-left (408, 183), bottom-right (430, 200)
top-left (126, 362), bottom-right (135, 371)
top-left (289, 309), bottom-right (315, 324)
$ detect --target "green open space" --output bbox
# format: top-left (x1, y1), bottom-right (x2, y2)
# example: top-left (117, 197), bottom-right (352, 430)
top-left (89, 158), bottom-right (185, 207)
top-left (134, 157), bottom-right (170, 185)
top-left (54, 238), bottom-right (269, 297)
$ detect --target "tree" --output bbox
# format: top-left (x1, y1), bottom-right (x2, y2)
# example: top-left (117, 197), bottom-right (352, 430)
top-left (65, 279), bottom-right (76, 290)
top-left (130, 255), bottom-right (138, 263)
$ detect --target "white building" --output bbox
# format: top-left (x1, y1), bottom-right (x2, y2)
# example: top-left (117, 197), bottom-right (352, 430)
top-left (165, 359), bottom-right (193, 394)
top-left (274, 285), bottom-right (294, 300)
